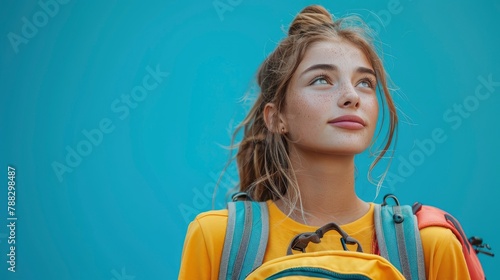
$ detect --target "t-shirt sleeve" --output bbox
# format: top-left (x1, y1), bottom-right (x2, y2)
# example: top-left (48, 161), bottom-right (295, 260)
top-left (178, 211), bottom-right (227, 279)
top-left (421, 226), bottom-right (471, 280)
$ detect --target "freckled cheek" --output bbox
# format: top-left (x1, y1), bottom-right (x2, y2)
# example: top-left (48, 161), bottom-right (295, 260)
top-left (362, 96), bottom-right (379, 123)
top-left (286, 96), bottom-right (331, 131)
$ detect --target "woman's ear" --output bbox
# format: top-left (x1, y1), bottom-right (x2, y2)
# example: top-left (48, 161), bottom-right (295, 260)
top-left (264, 103), bottom-right (287, 134)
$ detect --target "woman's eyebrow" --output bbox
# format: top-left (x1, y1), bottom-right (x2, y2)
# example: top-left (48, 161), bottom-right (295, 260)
top-left (299, 64), bottom-right (376, 78)
top-left (356, 67), bottom-right (376, 77)
top-left (300, 64), bottom-right (338, 78)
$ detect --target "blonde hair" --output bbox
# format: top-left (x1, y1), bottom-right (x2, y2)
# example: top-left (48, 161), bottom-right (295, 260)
top-left (225, 5), bottom-right (397, 211)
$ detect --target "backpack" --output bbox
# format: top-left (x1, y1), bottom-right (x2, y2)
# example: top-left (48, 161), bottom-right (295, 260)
top-left (410, 200), bottom-right (493, 280)
top-left (218, 193), bottom-right (493, 280)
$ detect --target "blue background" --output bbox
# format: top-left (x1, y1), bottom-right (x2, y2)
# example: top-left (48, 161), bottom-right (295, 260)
top-left (1, 0), bottom-right (498, 279)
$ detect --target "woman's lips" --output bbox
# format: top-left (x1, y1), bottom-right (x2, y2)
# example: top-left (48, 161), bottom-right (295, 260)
top-left (328, 115), bottom-right (366, 130)
top-left (329, 121), bottom-right (364, 129)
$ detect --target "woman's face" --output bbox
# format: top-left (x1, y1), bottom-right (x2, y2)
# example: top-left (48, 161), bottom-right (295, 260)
top-left (282, 39), bottom-right (379, 155)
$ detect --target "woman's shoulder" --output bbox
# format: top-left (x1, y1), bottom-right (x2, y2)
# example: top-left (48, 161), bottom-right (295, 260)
top-left (181, 209), bottom-right (230, 279)
top-left (187, 209), bottom-right (229, 238)
top-left (419, 225), bottom-right (471, 279)
top-left (195, 208), bottom-right (228, 222)
top-left (419, 225), bottom-right (462, 251)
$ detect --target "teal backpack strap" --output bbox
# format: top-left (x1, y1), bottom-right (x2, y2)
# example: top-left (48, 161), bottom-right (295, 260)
top-left (374, 194), bottom-right (426, 280)
top-left (218, 196), bottom-right (269, 280)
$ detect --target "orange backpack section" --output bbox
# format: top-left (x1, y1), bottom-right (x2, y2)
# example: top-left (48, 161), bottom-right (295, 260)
top-left (413, 203), bottom-right (491, 280)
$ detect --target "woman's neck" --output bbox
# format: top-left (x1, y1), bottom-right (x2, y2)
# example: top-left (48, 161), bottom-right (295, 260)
top-left (277, 146), bottom-right (369, 226)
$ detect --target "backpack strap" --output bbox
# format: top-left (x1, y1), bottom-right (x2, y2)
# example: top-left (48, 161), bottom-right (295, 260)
top-left (218, 200), bottom-right (269, 280)
top-left (413, 202), bottom-right (489, 280)
top-left (375, 195), bottom-right (426, 280)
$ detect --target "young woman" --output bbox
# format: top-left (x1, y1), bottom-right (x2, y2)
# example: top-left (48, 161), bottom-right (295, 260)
top-left (179, 5), bottom-right (470, 279)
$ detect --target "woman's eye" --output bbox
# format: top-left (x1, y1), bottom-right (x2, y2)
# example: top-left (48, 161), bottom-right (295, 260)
top-left (359, 80), bottom-right (370, 88)
top-left (358, 79), bottom-right (375, 89)
top-left (311, 76), bottom-right (329, 85)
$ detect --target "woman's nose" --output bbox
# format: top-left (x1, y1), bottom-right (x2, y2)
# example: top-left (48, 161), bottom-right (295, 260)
top-left (337, 83), bottom-right (360, 109)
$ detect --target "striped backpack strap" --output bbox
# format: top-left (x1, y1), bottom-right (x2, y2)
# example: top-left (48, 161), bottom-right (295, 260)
top-left (218, 195), bottom-right (269, 280)
top-left (374, 194), bottom-right (426, 280)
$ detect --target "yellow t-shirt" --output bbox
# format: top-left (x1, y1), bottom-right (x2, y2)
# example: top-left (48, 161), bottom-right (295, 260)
top-left (179, 201), bottom-right (470, 279)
